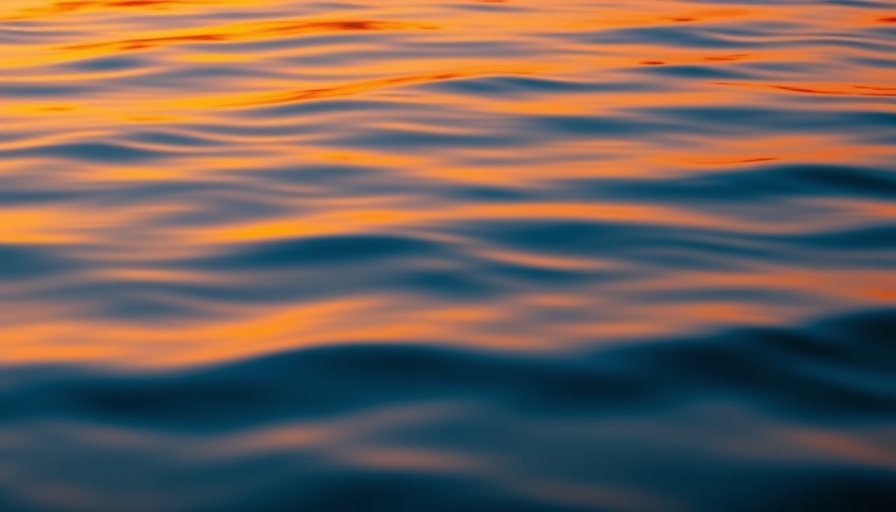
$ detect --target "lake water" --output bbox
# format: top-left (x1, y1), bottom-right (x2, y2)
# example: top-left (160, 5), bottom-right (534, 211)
top-left (1, 0), bottom-right (895, 510)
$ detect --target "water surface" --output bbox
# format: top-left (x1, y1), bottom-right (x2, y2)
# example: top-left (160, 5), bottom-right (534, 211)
top-left (1, 0), bottom-right (895, 510)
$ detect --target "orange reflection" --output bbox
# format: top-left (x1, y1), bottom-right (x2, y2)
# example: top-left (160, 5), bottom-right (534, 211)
top-left (64, 19), bottom-right (438, 53)
top-left (714, 82), bottom-right (896, 97)
top-left (0, 0), bottom-right (893, 370)
top-left (217, 69), bottom-right (530, 108)
top-left (2, 0), bottom-right (274, 20)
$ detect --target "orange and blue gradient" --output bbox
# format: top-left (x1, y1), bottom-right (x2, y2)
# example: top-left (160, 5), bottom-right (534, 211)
top-left (0, 0), bottom-right (894, 510)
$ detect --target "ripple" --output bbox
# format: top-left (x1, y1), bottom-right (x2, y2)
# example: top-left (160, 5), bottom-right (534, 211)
top-left (0, 311), bottom-right (894, 511)
top-left (62, 19), bottom-right (439, 52)
top-left (1, 0), bottom-right (895, 509)
top-left (192, 234), bottom-right (445, 269)
top-left (0, 243), bottom-right (82, 280)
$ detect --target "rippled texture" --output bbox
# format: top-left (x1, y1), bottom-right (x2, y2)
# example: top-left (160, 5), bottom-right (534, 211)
top-left (1, 0), bottom-right (895, 510)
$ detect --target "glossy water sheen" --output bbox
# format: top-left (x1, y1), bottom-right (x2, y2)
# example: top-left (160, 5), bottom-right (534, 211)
top-left (1, 0), bottom-right (895, 510)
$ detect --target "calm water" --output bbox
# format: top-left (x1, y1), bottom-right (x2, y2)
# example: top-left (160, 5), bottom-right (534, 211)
top-left (1, 0), bottom-right (895, 510)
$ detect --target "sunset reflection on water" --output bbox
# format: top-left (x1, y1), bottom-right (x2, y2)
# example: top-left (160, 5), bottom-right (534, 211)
top-left (0, 0), bottom-right (895, 510)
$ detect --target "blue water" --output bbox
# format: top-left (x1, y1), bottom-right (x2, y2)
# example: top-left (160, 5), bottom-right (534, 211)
top-left (0, 0), bottom-right (895, 510)
top-left (2, 311), bottom-right (895, 512)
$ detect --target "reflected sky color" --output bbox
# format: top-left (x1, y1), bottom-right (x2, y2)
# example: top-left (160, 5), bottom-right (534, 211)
top-left (0, 1), bottom-right (895, 510)
top-left (1, 0), bottom-right (894, 367)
